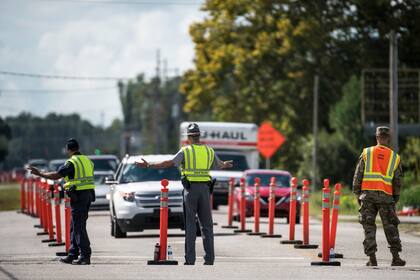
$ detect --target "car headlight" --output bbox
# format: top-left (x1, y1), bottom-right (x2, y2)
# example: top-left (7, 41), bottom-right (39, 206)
top-left (285, 195), bottom-right (301, 203)
top-left (244, 191), bottom-right (253, 201)
top-left (119, 191), bottom-right (135, 202)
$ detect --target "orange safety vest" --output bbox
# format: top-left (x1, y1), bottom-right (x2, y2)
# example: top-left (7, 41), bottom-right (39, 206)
top-left (361, 145), bottom-right (400, 195)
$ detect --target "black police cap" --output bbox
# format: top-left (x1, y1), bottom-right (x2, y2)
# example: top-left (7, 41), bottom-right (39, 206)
top-left (185, 123), bottom-right (201, 136)
top-left (66, 138), bottom-right (79, 150)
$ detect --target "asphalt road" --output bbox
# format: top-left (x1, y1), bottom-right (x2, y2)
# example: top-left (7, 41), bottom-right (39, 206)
top-left (1, 207), bottom-right (420, 280)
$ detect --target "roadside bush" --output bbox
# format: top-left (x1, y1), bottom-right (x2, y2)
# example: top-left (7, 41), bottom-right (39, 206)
top-left (401, 137), bottom-right (420, 186)
top-left (340, 190), bottom-right (359, 215)
top-left (310, 185), bottom-right (358, 216)
top-left (399, 185), bottom-right (420, 209)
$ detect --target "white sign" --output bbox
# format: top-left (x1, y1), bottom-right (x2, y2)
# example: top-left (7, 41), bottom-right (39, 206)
top-left (180, 122), bottom-right (258, 150)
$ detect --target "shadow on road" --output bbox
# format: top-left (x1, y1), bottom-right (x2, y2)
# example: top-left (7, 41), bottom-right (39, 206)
top-left (126, 232), bottom-right (237, 239)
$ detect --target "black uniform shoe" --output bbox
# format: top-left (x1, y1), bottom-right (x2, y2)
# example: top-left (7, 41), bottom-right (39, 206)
top-left (72, 257), bottom-right (91, 265)
top-left (203, 262), bottom-right (214, 265)
top-left (59, 256), bottom-right (77, 264)
top-left (184, 262), bottom-right (194, 265)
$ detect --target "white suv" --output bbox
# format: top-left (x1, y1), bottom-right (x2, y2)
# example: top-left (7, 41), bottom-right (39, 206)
top-left (108, 155), bottom-right (184, 238)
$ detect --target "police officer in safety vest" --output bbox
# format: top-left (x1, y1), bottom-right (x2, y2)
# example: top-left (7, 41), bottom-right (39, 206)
top-left (28, 138), bottom-right (95, 265)
top-left (352, 126), bottom-right (405, 267)
top-left (136, 123), bottom-right (233, 265)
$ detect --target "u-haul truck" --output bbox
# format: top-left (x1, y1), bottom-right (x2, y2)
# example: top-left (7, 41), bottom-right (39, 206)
top-left (180, 122), bottom-right (259, 208)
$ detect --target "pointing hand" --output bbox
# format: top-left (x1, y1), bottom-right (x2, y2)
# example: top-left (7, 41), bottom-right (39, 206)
top-left (135, 158), bottom-right (150, 168)
top-left (26, 165), bottom-right (41, 176)
top-left (223, 160), bottom-right (233, 169)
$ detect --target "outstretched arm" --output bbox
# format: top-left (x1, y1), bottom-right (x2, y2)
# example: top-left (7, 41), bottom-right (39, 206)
top-left (135, 158), bottom-right (175, 169)
top-left (218, 160), bottom-right (233, 169)
top-left (26, 166), bottom-right (63, 180)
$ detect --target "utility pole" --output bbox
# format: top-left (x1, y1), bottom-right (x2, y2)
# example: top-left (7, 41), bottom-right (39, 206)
top-left (389, 30), bottom-right (399, 151)
top-left (163, 58), bottom-right (168, 85)
top-left (120, 83), bottom-right (131, 156)
top-left (156, 49), bottom-right (161, 81)
top-left (154, 49), bottom-right (162, 153)
top-left (161, 57), bottom-right (168, 152)
top-left (312, 75), bottom-right (319, 189)
top-left (100, 111), bottom-right (105, 128)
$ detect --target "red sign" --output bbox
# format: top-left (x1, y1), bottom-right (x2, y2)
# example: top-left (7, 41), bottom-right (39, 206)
top-left (257, 122), bottom-right (286, 159)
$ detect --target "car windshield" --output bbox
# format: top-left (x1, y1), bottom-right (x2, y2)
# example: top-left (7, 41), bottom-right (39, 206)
top-left (49, 163), bottom-right (62, 171)
top-left (120, 163), bottom-right (181, 183)
top-left (29, 162), bottom-right (48, 170)
top-left (213, 154), bottom-right (249, 171)
top-left (49, 161), bottom-right (66, 171)
top-left (91, 158), bottom-right (118, 172)
top-left (94, 174), bottom-right (109, 185)
top-left (246, 173), bottom-right (291, 187)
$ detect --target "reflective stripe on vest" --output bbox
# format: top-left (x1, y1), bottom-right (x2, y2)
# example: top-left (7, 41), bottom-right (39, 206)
top-left (361, 145), bottom-right (399, 195)
top-left (181, 144), bottom-right (214, 182)
top-left (64, 155), bottom-right (95, 191)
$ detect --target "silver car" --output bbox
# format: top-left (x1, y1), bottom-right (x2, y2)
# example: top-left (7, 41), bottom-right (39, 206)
top-left (108, 155), bottom-right (184, 238)
top-left (91, 170), bottom-right (114, 210)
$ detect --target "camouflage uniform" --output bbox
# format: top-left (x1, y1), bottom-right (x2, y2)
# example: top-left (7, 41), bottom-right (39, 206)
top-left (352, 153), bottom-right (403, 256)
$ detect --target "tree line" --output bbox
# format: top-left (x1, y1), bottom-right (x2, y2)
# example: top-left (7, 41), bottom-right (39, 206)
top-left (0, 113), bottom-right (122, 169)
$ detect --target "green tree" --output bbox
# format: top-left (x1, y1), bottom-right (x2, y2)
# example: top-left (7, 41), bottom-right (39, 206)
top-left (297, 130), bottom-right (356, 186)
top-left (298, 76), bottom-right (367, 186)
top-left (329, 75), bottom-right (367, 154)
top-left (118, 76), bottom-right (185, 154)
top-left (401, 137), bottom-right (420, 184)
top-left (0, 117), bottom-right (12, 168)
top-left (4, 113), bottom-right (122, 169)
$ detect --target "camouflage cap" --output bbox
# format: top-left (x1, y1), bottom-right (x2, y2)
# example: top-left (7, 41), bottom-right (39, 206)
top-left (376, 126), bottom-right (390, 136)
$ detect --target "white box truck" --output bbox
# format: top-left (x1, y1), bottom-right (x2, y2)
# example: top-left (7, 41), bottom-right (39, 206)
top-left (180, 122), bottom-right (259, 208)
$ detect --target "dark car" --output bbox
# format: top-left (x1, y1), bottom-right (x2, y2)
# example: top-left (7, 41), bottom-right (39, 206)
top-left (234, 169), bottom-right (301, 224)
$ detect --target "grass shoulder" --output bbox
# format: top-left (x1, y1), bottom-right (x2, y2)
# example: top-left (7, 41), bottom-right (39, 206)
top-left (0, 183), bottom-right (20, 211)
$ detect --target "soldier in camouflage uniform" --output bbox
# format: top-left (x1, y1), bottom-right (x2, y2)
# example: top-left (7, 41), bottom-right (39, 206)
top-left (352, 126), bottom-right (406, 266)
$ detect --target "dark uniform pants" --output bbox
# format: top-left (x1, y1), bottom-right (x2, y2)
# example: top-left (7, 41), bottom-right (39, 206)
top-left (359, 191), bottom-right (402, 256)
top-left (183, 183), bottom-right (214, 264)
top-left (69, 190), bottom-right (93, 259)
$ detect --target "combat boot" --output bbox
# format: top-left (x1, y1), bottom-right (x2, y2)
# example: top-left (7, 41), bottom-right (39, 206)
top-left (391, 252), bottom-right (406, 266)
top-left (366, 254), bottom-right (377, 266)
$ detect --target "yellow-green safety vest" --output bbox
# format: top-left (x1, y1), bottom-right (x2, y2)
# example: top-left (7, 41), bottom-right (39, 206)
top-left (64, 154), bottom-right (95, 191)
top-left (181, 144), bottom-right (215, 182)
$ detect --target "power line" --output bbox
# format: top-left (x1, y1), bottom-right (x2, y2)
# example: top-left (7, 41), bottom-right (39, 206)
top-left (30, 0), bottom-right (202, 6)
top-left (0, 70), bottom-right (132, 81)
top-left (0, 86), bottom-right (117, 94)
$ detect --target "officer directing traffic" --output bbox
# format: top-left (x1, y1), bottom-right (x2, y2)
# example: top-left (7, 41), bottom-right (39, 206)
top-left (136, 123), bottom-right (233, 265)
top-left (353, 126), bottom-right (405, 266)
top-left (27, 139), bottom-right (95, 265)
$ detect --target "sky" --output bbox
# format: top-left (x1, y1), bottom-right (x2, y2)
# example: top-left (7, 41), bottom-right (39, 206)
top-left (0, 0), bottom-right (205, 126)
